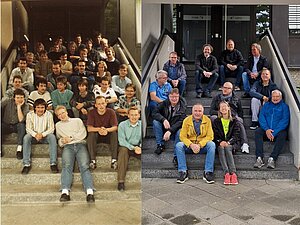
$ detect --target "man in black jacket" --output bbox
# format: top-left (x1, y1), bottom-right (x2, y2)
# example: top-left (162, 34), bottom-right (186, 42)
top-left (152, 88), bottom-right (187, 157)
top-left (210, 82), bottom-right (249, 153)
top-left (219, 39), bottom-right (244, 90)
top-left (242, 43), bottom-right (269, 98)
top-left (195, 44), bottom-right (219, 98)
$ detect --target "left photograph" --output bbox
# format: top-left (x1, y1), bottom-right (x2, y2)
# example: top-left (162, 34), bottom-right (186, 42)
top-left (1, 1), bottom-right (142, 224)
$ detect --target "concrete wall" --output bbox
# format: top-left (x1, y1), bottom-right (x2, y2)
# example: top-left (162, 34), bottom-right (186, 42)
top-left (120, 0), bottom-right (141, 67)
top-left (141, 3), bottom-right (161, 69)
top-left (289, 37), bottom-right (300, 67)
top-left (1, 1), bottom-right (13, 59)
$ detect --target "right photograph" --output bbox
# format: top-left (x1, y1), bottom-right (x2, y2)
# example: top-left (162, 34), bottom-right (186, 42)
top-left (141, 3), bottom-right (300, 225)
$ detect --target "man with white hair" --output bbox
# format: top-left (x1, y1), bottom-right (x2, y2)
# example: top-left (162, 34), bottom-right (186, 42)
top-left (148, 70), bottom-right (172, 112)
top-left (241, 43), bottom-right (269, 98)
top-left (254, 90), bottom-right (290, 169)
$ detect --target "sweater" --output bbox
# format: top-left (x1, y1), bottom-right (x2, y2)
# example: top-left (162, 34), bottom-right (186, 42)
top-left (118, 120), bottom-right (142, 151)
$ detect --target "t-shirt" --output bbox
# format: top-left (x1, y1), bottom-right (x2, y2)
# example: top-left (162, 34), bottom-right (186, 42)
top-left (87, 108), bottom-right (118, 128)
top-left (28, 90), bottom-right (52, 107)
top-left (221, 118), bottom-right (230, 136)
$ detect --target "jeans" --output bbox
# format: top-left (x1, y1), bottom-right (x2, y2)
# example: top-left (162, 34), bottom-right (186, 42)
top-left (175, 141), bottom-right (215, 172)
top-left (61, 143), bottom-right (94, 191)
top-left (195, 70), bottom-right (219, 94)
top-left (218, 145), bottom-right (236, 174)
top-left (255, 128), bottom-right (287, 161)
top-left (219, 65), bottom-right (243, 86)
top-left (242, 72), bottom-right (259, 93)
top-left (168, 80), bottom-right (186, 96)
top-left (22, 133), bottom-right (57, 166)
top-left (1, 122), bottom-right (26, 145)
top-left (153, 119), bottom-right (181, 155)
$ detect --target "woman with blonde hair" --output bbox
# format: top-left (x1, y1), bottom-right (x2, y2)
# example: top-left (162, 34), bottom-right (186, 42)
top-left (212, 101), bottom-right (240, 185)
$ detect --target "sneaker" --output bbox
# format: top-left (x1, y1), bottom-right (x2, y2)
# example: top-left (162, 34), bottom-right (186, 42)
top-left (16, 151), bottom-right (23, 160)
top-left (267, 157), bottom-right (276, 169)
top-left (254, 157), bottom-right (264, 168)
top-left (242, 92), bottom-right (250, 98)
top-left (111, 160), bottom-right (118, 170)
top-left (118, 182), bottom-right (125, 191)
top-left (50, 164), bottom-right (59, 173)
top-left (21, 166), bottom-right (31, 175)
top-left (176, 171), bottom-right (188, 184)
top-left (250, 121), bottom-right (259, 130)
top-left (89, 161), bottom-right (97, 170)
top-left (154, 145), bottom-right (164, 155)
top-left (60, 193), bottom-right (70, 202)
top-left (231, 173), bottom-right (239, 185)
top-left (203, 171), bottom-right (215, 184)
top-left (86, 194), bottom-right (95, 203)
top-left (203, 92), bottom-right (212, 98)
top-left (172, 156), bottom-right (178, 168)
top-left (234, 86), bottom-right (241, 91)
top-left (196, 93), bottom-right (202, 98)
top-left (241, 143), bottom-right (250, 154)
top-left (224, 173), bottom-right (231, 185)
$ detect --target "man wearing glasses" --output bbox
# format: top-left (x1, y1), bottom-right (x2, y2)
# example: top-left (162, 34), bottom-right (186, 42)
top-left (209, 82), bottom-right (250, 154)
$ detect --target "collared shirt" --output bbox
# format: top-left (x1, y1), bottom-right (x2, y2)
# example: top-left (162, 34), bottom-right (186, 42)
top-left (118, 119), bottom-right (142, 150)
top-left (1, 98), bottom-right (29, 124)
top-left (26, 111), bottom-right (55, 137)
top-left (193, 118), bottom-right (202, 136)
top-left (252, 56), bottom-right (260, 73)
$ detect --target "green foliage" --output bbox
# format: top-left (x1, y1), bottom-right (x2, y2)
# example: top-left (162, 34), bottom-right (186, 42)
top-left (256, 5), bottom-right (270, 35)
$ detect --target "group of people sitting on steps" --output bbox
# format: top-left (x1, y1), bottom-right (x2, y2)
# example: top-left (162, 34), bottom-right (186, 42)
top-left (149, 40), bottom-right (290, 185)
top-left (1, 33), bottom-right (141, 203)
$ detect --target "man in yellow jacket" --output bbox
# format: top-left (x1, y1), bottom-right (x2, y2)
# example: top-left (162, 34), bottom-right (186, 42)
top-left (175, 103), bottom-right (215, 184)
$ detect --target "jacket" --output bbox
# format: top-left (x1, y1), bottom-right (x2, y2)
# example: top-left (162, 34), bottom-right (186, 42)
top-left (220, 49), bottom-right (244, 67)
top-left (180, 114), bottom-right (214, 148)
top-left (152, 97), bottom-right (187, 134)
top-left (259, 100), bottom-right (290, 137)
top-left (212, 117), bottom-right (240, 151)
top-left (163, 60), bottom-right (187, 81)
top-left (209, 92), bottom-right (243, 118)
top-left (195, 54), bottom-right (219, 74)
top-left (249, 80), bottom-right (278, 100)
top-left (244, 55), bottom-right (269, 76)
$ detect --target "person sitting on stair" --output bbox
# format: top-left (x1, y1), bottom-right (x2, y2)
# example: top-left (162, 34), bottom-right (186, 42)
top-left (254, 90), bottom-right (290, 169)
top-left (210, 82), bottom-right (250, 154)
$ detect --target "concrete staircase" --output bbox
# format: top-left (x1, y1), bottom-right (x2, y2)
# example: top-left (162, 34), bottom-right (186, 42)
top-left (1, 133), bottom-right (141, 204)
top-left (142, 63), bottom-right (298, 180)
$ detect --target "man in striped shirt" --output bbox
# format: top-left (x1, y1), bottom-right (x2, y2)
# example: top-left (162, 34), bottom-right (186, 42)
top-left (21, 98), bottom-right (58, 175)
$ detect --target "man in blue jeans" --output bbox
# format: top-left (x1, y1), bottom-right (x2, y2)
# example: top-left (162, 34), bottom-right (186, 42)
top-left (55, 105), bottom-right (95, 203)
top-left (219, 39), bottom-right (244, 90)
top-left (175, 103), bottom-right (215, 184)
top-left (254, 90), bottom-right (290, 169)
top-left (152, 88), bottom-right (186, 167)
top-left (22, 98), bottom-right (58, 175)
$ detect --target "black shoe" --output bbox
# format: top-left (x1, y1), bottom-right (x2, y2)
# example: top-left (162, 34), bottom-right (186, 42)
top-left (89, 161), bottom-right (97, 170)
top-left (177, 171), bottom-right (188, 184)
top-left (16, 151), bottom-right (23, 160)
top-left (196, 93), bottom-right (202, 98)
top-left (203, 171), bottom-right (215, 184)
top-left (86, 194), bottom-right (95, 203)
top-left (154, 145), bottom-right (164, 155)
top-left (242, 92), bottom-right (250, 98)
top-left (60, 193), bottom-right (70, 202)
top-left (203, 92), bottom-right (212, 98)
top-left (118, 182), bottom-right (125, 191)
top-left (21, 166), bottom-right (31, 175)
top-left (250, 121), bottom-right (259, 130)
top-left (50, 164), bottom-right (59, 173)
top-left (172, 156), bottom-right (178, 168)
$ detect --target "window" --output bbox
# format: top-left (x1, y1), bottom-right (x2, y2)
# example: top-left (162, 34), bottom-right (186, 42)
top-left (289, 5), bottom-right (300, 35)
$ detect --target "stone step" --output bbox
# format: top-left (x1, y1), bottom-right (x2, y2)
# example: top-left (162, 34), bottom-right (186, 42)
top-left (1, 156), bottom-right (141, 170)
top-left (142, 163), bottom-right (299, 180)
top-left (1, 167), bottom-right (141, 185)
top-left (1, 183), bottom-right (141, 204)
top-left (1, 143), bottom-right (113, 158)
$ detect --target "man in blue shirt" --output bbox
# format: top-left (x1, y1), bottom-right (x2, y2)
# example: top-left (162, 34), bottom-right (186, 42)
top-left (148, 70), bottom-right (172, 112)
top-left (163, 52), bottom-right (187, 96)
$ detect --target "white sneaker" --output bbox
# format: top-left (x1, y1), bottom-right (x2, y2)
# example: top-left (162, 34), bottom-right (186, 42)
top-left (241, 143), bottom-right (249, 154)
top-left (17, 145), bottom-right (22, 152)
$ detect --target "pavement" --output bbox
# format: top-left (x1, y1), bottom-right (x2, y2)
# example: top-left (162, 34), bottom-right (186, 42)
top-left (142, 178), bottom-right (300, 225)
